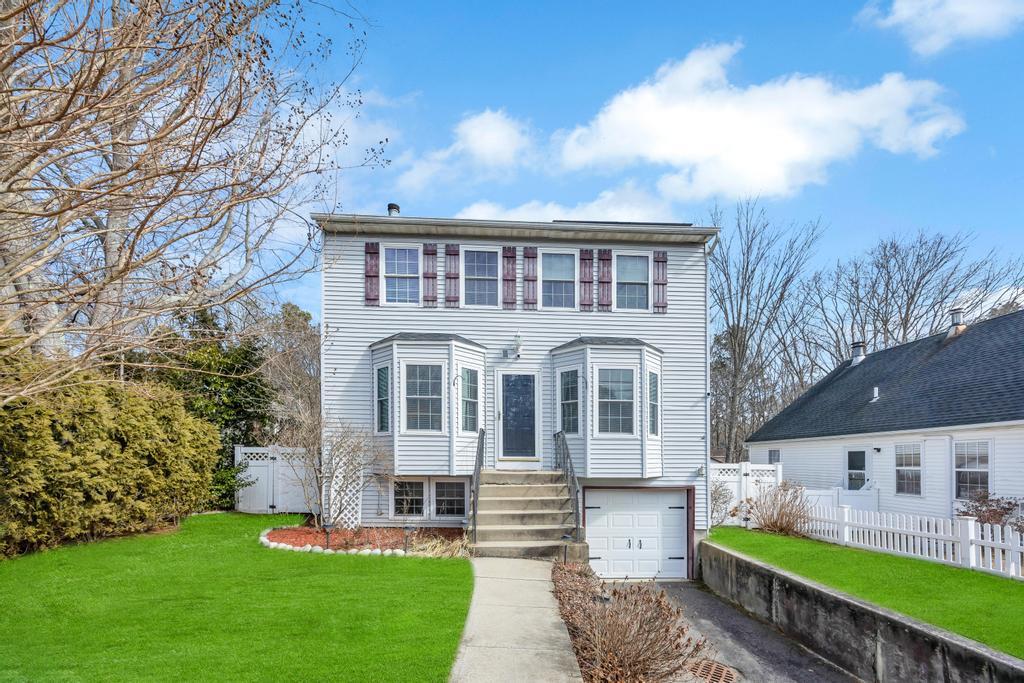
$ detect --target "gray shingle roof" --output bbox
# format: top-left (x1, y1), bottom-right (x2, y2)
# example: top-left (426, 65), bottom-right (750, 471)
top-left (747, 310), bottom-right (1024, 443)
top-left (369, 332), bottom-right (485, 349)
top-left (551, 337), bottom-right (664, 354)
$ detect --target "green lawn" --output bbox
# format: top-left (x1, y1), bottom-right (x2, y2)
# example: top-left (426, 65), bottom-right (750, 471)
top-left (709, 527), bottom-right (1024, 659)
top-left (0, 513), bottom-right (473, 682)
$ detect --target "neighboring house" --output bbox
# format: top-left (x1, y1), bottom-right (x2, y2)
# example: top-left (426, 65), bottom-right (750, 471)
top-left (315, 209), bottom-right (717, 579)
top-left (747, 310), bottom-right (1024, 519)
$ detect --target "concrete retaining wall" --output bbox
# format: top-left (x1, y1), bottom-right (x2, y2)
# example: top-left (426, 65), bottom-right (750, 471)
top-left (699, 541), bottom-right (1024, 682)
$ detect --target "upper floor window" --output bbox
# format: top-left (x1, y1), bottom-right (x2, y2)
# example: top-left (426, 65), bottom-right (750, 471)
top-left (541, 252), bottom-right (576, 309)
top-left (895, 443), bottom-right (922, 496)
top-left (405, 364), bottom-right (443, 431)
top-left (461, 368), bottom-right (479, 432)
top-left (559, 369), bottom-right (579, 434)
top-left (615, 254), bottom-right (650, 310)
top-left (648, 371), bottom-right (659, 435)
top-left (768, 449), bottom-right (781, 464)
top-left (384, 246), bottom-right (420, 304)
top-left (955, 441), bottom-right (989, 500)
top-left (598, 368), bottom-right (634, 434)
top-left (375, 365), bottom-right (390, 433)
top-left (464, 249), bottom-right (499, 306)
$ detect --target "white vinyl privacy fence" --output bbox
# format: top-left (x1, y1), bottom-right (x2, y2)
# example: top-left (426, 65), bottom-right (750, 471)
top-left (804, 505), bottom-right (1024, 581)
top-left (234, 446), bottom-right (313, 514)
top-left (710, 462), bottom-right (783, 525)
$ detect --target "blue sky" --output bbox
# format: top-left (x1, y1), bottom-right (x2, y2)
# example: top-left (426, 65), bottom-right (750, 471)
top-left (282, 1), bottom-right (1024, 312)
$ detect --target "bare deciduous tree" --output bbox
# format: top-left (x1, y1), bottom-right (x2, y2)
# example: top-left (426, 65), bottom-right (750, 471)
top-left (0, 0), bottom-right (383, 404)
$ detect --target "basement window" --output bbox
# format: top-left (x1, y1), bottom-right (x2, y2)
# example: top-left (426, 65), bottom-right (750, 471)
top-left (434, 481), bottom-right (467, 517)
top-left (393, 481), bottom-right (424, 516)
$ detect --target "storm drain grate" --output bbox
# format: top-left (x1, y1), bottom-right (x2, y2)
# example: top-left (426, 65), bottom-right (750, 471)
top-left (689, 658), bottom-right (739, 683)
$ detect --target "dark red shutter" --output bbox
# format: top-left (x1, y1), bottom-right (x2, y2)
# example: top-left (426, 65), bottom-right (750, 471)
top-left (502, 247), bottom-right (517, 310)
top-left (364, 242), bottom-right (380, 306)
top-left (597, 249), bottom-right (612, 311)
top-left (579, 249), bottom-right (594, 311)
top-left (653, 251), bottom-right (668, 314)
top-left (423, 243), bottom-right (437, 307)
top-left (523, 247), bottom-right (537, 310)
top-left (445, 244), bottom-right (460, 308)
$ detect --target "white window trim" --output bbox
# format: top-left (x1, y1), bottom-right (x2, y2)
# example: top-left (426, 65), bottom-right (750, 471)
top-left (611, 250), bottom-right (654, 313)
top-left (592, 364), bottom-right (640, 439)
top-left (767, 449), bottom-right (782, 464)
top-left (953, 439), bottom-right (993, 501)
top-left (432, 477), bottom-right (469, 519)
top-left (844, 445), bottom-right (870, 491)
top-left (538, 248), bottom-right (580, 311)
top-left (557, 365), bottom-right (583, 435)
top-left (459, 246), bottom-right (501, 309)
top-left (399, 360), bottom-right (448, 435)
top-left (459, 365), bottom-right (482, 435)
top-left (648, 369), bottom-right (661, 437)
top-left (390, 478), bottom-right (429, 520)
top-left (894, 442), bottom-right (923, 497)
top-left (381, 243), bottom-right (424, 307)
top-left (373, 362), bottom-right (391, 434)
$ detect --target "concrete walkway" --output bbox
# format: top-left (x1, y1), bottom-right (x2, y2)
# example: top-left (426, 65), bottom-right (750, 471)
top-left (664, 582), bottom-right (855, 682)
top-left (449, 558), bottom-right (582, 682)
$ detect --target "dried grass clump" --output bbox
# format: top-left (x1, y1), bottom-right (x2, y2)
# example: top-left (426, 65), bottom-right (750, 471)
top-left (552, 563), bottom-right (704, 682)
top-left (747, 481), bottom-right (811, 535)
top-left (410, 532), bottom-right (470, 558)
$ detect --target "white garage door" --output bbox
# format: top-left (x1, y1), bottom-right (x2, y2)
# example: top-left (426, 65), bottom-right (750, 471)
top-left (585, 489), bottom-right (689, 579)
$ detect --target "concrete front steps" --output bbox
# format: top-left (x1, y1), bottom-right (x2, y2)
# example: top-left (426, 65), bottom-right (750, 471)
top-left (470, 469), bottom-right (588, 561)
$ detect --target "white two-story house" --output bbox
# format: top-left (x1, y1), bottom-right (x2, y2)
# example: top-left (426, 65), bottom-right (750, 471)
top-left (315, 209), bottom-right (717, 579)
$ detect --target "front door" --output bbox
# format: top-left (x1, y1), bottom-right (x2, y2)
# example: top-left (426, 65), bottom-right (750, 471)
top-left (497, 371), bottom-right (540, 470)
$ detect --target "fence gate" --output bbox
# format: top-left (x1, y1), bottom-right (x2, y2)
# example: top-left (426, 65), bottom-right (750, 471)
top-left (234, 446), bottom-right (313, 514)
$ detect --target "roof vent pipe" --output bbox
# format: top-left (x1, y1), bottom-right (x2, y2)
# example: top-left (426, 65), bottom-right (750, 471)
top-left (387, 203), bottom-right (400, 217)
top-left (851, 341), bottom-right (867, 365)
top-left (947, 308), bottom-right (967, 339)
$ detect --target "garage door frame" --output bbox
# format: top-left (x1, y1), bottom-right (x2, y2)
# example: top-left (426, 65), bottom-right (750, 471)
top-left (582, 486), bottom-right (696, 580)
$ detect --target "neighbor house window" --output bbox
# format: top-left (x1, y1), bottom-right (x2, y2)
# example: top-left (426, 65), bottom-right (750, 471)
top-left (648, 371), bottom-right (659, 435)
top-left (405, 364), bottom-right (443, 431)
top-left (383, 246), bottom-right (420, 304)
top-left (768, 449), bottom-right (781, 464)
top-left (375, 365), bottom-right (390, 433)
top-left (461, 368), bottom-right (479, 432)
top-left (955, 441), bottom-right (989, 500)
top-left (559, 369), bottom-right (579, 434)
top-left (394, 481), bottom-right (424, 516)
top-left (598, 368), bottom-right (634, 434)
top-left (847, 450), bottom-right (867, 490)
top-left (895, 443), bottom-right (922, 495)
top-left (434, 481), bottom-right (466, 517)
top-left (464, 250), bottom-right (499, 306)
top-left (615, 254), bottom-right (650, 310)
top-left (541, 252), bottom-right (576, 308)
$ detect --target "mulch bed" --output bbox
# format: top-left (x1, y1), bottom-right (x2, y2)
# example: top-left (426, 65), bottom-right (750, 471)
top-left (266, 526), bottom-right (463, 551)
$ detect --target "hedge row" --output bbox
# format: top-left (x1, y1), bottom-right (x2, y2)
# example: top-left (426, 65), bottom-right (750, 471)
top-left (0, 376), bottom-right (220, 556)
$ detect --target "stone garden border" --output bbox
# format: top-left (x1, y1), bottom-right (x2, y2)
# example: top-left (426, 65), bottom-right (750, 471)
top-left (259, 526), bottom-right (414, 557)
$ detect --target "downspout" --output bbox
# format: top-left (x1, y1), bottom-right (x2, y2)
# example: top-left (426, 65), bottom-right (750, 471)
top-left (449, 342), bottom-right (456, 476)
top-left (702, 238), bottom-right (714, 532)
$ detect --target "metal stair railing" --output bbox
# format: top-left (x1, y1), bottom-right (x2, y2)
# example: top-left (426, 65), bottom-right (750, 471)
top-left (553, 431), bottom-right (582, 542)
top-left (470, 428), bottom-right (485, 544)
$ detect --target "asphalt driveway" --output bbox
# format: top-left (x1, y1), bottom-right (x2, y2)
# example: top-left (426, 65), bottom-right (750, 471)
top-left (663, 582), bottom-right (856, 683)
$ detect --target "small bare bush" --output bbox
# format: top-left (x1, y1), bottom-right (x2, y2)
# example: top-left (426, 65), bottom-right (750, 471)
top-left (748, 481), bottom-right (811, 536)
top-left (709, 480), bottom-right (734, 528)
top-left (552, 563), bottom-right (705, 682)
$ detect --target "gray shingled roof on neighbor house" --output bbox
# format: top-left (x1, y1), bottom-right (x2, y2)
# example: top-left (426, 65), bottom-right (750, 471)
top-left (747, 310), bottom-right (1024, 443)
top-left (551, 337), bottom-right (664, 354)
top-left (369, 332), bottom-right (485, 349)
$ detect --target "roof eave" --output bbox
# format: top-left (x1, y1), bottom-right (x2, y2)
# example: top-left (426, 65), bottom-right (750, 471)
top-left (312, 213), bottom-right (718, 245)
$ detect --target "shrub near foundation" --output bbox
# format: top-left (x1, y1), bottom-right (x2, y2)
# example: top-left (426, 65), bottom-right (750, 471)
top-left (552, 562), bottom-right (705, 682)
top-left (0, 374), bottom-right (219, 556)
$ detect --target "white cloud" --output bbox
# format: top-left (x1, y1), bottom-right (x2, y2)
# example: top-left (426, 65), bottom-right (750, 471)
top-left (397, 109), bottom-right (533, 192)
top-left (455, 181), bottom-right (676, 223)
top-left (559, 42), bottom-right (964, 201)
top-left (861, 0), bottom-right (1024, 55)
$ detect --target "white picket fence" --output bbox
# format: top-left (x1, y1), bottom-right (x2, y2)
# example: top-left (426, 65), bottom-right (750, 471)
top-left (803, 505), bottom-right (1024, 581)
top-left (710, 462), bottom-right (783, 525)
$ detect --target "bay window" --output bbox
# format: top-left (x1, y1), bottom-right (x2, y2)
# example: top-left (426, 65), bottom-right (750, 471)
top-left (461, 368), bottom-right (479, 432)
top-left (405, 364), bottom-right (443, 431)
top-left (648, 371), bottom-right (659, 435)
top-left (559, 369), bottom-right (579, 434)
top-left (598, 368), bottom-right (634, 434)
top-left (375, 365), bottom-right (390, 433)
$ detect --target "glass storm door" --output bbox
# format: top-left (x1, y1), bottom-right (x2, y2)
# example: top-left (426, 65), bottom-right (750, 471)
top-left (499, 373), bottom-right (537, 462)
